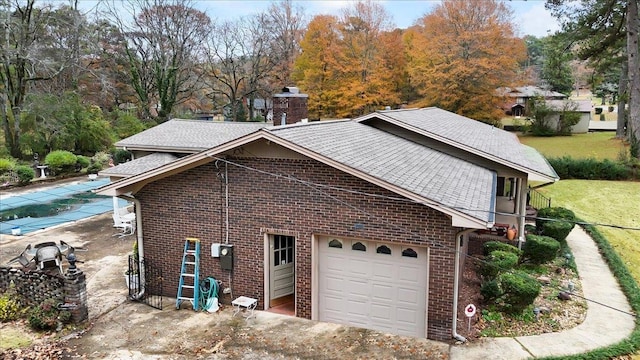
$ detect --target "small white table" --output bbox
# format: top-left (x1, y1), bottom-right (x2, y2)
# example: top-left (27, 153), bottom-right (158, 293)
top-left (232, 296), bottom-right (257, 320)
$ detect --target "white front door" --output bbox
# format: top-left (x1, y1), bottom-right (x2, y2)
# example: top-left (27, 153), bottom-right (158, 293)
top-left (270, 235), bottom-right (295, 303)
top-left (318, 237), bottom-right (428, 338)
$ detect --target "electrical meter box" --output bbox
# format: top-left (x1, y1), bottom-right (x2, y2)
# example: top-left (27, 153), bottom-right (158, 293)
top-left (211, 243), bottom-right (221, 257)
top-left (220, 244), bottom-right (234, 270)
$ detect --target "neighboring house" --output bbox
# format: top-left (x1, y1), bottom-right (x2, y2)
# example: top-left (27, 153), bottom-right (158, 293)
top-left (499, 86), bottom-right (568, 117)
top-left (545, 99), bottom-right (592, 134)
top-left (97, 107), bottom-right (557, 341)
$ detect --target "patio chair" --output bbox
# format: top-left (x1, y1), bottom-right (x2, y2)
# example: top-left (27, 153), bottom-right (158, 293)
top-left (6, 244), bottom-right (32, 268)
top-left (113, 212), bottom-right (135, 237)
top-left (35, 245), bottom-right (63, 274)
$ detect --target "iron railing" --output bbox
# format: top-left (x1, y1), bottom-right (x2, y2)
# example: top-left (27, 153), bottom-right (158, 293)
top-left (528, 186), bottom-right (551, 210)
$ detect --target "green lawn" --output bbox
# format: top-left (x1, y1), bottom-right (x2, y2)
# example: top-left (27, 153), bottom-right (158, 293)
top-left (519, 132), bottom-right (627, 160)
top-left (537, 180), bottom-right (640, 282)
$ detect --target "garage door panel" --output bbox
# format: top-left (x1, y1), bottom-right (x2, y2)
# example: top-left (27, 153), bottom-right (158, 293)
top-left (324, 274), bottom-right (344, 292)
top-left (396, 287), bottom-right (419, 304)
top-left (319, 237), bottom-right (428, 338)
top-left (371, 284), bottom-right (394, 303)
top-left (370, 304), bottom-right (392, 321)
top-left (350, 258), bottom-right (371, 277)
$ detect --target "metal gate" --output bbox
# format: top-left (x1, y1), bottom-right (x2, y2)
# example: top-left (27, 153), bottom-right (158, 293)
top-left (127, 255), bottom-right (163, 310)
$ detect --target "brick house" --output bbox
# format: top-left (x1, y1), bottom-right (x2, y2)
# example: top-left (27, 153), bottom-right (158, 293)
top-left (97, 107), bottom-right (557, 341)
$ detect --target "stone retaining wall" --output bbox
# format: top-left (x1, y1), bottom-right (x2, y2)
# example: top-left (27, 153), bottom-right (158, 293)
top-left (0, 266), bottom-right (88, 323)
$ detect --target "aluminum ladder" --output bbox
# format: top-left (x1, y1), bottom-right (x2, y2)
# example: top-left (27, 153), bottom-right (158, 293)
top-left (176, 237), bottom-right (200, 310)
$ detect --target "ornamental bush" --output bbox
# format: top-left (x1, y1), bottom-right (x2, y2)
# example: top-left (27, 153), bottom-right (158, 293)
top-left (76, 155), bottom-right (91, 169)
top-left (480, 279), bottom-right (502, 303)
top-left (498, 271), bottom-right (541, 314)
top-left (45, 150), bottom-right (77, 175)
top-left (0, 158), bottom-right (16, 174)
top-left (28, 298), bottom-right (70, 331)
top-left (483, 241), bottom-right (522, 256)
top-left (536, 207), bottom-right (576, 241)
top-left (14, 165), bottom-right (35, 185)
top-left (0, 291), bottom-right (22, 322)
top-left (541, 220), bottom-right (574, 242)
top-left (522, 234), bottom-right (560, 264)
top-left (481, 250), bottom-right (519, 279)
top-left (536, 207), bottom-right (576, 230)
top-left (547, 156), bottom-right (630, 180)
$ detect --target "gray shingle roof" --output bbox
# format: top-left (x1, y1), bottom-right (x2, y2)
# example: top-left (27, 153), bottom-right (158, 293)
top-left (269, 120), bottom-right (496, 222)
top-left (116, 119), bottom-right (268, 152)
top-left (501, 86), bottom-right (567, 99)
top-left (99, 153), bottom-right (179, 178)
top-left (367, 108), bottom-right (558, 179)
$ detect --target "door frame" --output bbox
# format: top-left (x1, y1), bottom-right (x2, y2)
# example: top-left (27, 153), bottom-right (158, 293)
top-left (263, 231), bottom-right (296, 311)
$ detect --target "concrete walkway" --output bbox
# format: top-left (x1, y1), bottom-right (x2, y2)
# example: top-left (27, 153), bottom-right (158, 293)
top-left (451, 226), bottom-right (636, 359)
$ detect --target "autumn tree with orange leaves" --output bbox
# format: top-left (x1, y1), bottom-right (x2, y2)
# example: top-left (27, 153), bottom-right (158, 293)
top-left (406, 0), bottom-right (526, 124)
top-left (294, 1), bottom-right (404, 119)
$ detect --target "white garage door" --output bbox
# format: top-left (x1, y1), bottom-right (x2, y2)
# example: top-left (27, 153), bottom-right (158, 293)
top-left (318, 237), bottom-right (428, 338)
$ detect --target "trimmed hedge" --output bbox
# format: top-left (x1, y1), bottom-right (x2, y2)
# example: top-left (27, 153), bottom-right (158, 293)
top-left (45, 150), bottom-right (78, 175)
top-left (0, 158), bottom-right (15, 174)
top-left (14, 165), bottom-right (35, 185)
top-left (548, 156), bottom-right (630, 180)
top-left (536, 207), bottom-right (576, 229)
top-left (522, 234), bottom-right (560, 264)
top-left (480, 279), bottom-right (501, 303)
top-left (498, 270), bottom-right (541, 314)
top-left (481, 250), bottom-right (519, 279)
top-left (483, 241), bottom-right (522, 256)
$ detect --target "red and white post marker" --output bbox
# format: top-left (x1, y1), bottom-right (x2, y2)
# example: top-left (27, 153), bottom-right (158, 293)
top-left (464, 304), bottom-right (476, 332)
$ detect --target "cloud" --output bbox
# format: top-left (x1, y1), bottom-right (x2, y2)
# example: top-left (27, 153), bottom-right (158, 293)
top-left (515, 2), bottom-right (561, 37)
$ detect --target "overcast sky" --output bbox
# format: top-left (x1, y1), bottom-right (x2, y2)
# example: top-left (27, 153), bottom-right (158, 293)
top-left (195, 0), bottom-right (560, 37)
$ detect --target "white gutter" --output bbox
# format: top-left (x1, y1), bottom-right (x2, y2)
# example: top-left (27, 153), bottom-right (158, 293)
top-left (452, 229), bottom-right (477, 342)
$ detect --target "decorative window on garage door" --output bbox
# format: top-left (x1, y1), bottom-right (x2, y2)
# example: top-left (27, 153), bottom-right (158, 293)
top-left (376, 245), bottom-right (391, 255)
top-left (402, 248), bottom-right (418, 258)
top-left (328, 239), bottom-right (343, 248)
top-left (352, 241), bottom-right (366, 251)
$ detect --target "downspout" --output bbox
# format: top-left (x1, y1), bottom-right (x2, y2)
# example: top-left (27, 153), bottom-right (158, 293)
top-left (121, 194), bottom-right (144, 300)
top-left (225, 160), bottom-right (229, 245)
top-left (452, 228), bottom-right (477, 343)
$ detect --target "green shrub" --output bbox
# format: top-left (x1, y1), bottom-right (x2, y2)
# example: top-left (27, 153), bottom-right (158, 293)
top-left (91, 151), bottom-right (111, 167)
top-left (547, 156), bottom-right (630, 180)
top-left (0, 292), bottom-right (22, 322)
top-left (112, 149), bottom-right (132, 165)
top-left (86, 161), bottom-right (102, 174)
top-left (14, 165), bottom-right (35, 185)
top-left (498, 271), bottom-right (541, 314)
top-left (536, 207), bottom-right (576, 230)
top-left (522, 234), bottom-right (560, 264)
top-left (483, 241), bottom-right (522, 256)
top-left (481, 250), bottom-right (519, 279)
top-left (44, 150), bottom-right (78, 175)
top-left (28, 298), bottom-right (70, 331)
top-left (76, 155), bottom-right (91, 169)
top-left (480, 279), bottom-right (502, 303)
top-left (541, 220), bottom-right (575, 241)
top-left (0, 158), bottom-right (16, 174)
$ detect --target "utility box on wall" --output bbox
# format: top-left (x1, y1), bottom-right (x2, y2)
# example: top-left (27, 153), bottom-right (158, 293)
top-left (220, 244), bottom-right (234, 270)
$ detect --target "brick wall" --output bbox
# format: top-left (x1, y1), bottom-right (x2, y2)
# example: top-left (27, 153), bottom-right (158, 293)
top-left (136, 157), bottom-right (460, 341)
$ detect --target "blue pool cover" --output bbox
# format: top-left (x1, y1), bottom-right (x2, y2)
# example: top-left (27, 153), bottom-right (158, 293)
top-left (0, 178), bottom-right (127, 235)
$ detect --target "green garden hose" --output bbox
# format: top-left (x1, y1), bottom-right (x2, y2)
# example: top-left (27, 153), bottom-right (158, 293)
top-left (199, 277), bottom-right (219, 311)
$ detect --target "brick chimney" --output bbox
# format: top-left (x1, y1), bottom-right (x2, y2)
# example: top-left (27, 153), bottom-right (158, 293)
top-left (272, 87), bottom-right (308, 125)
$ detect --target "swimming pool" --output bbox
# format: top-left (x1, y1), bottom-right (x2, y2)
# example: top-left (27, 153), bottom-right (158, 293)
top-left (0, 178), bottom-right (127, 235)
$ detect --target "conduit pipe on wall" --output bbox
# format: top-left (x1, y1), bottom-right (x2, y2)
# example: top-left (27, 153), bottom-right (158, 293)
top-left (452, 228), bottom-right (477, 343)
top-left (121, 194), bottom-right (145, 300)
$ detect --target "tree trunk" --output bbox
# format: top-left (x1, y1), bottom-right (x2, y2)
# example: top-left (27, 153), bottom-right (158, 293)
top-left (627, 0), bottom-right (640, 157)
top-left (617, 60), bottom-right (628, 139)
